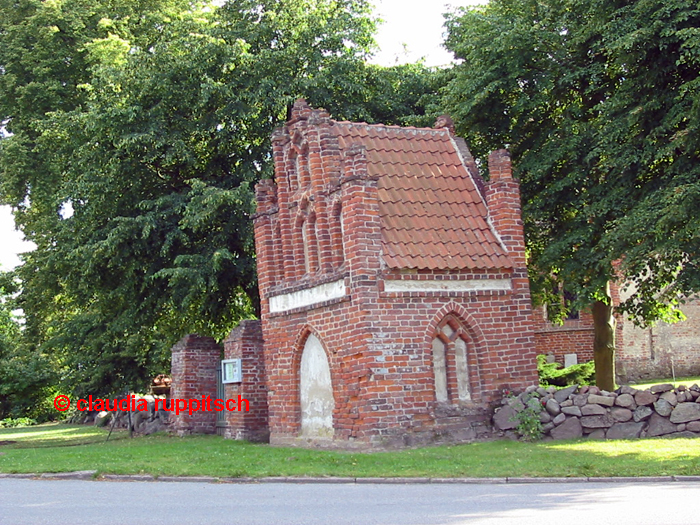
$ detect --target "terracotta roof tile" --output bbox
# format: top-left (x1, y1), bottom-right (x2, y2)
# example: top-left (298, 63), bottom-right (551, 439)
top-left (333, 121), bottom-right (513, 270)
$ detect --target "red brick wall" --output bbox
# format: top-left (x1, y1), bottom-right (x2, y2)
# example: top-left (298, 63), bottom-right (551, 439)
top-left (170, 334), bottom-right (221, 435)
top-left (223, 320), bottom-right (269, 442)
top-left (533, 308), bottom-right (596, 364)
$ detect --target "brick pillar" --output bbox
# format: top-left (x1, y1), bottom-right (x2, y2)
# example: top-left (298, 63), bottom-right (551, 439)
top-left (486, 149), bottom-right (538, 387)
top-left (222, 320), bottom-right (269, 442)
top-left (253, 178), bottom-right (279, 310)
top-left (170, 334), bottom-right (221, 435)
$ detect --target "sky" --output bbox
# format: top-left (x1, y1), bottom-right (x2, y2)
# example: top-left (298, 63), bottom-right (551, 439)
top-left (0, 0), bottom-right (480, 271)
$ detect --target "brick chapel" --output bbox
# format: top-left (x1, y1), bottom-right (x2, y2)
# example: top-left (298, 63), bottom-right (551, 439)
top-left (171, 99), bottom-right (538, 446)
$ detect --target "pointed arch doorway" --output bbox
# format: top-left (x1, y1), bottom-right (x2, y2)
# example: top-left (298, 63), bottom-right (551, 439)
top-left (299, 333), bottom-right (335, 438)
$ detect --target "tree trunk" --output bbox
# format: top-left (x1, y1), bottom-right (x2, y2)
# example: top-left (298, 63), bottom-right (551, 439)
top-left (592, 286), bottom-right (616, 391)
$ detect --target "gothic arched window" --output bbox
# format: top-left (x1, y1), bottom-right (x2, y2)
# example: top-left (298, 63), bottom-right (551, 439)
top-left (432, 317), bottom-right (471, 403)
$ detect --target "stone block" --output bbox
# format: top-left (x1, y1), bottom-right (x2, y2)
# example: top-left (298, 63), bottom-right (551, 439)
top-left (572, 394), bottom-right (588, 407)
top-left (587, 394), bottom-right (615, 407)
top-left (581, 414), bottom-right (615, 429)
top-left (653, 399), bottom-right (673, 417)
top-left (550, 417), bottom-right (582, 440)
top-left (659, 391), bottom-right (678, 406)
top-left (493, 405), bottom-right (518, 431)
top-left (610, 407), bottom-right (633, 423)
top-left (545, 398), bottom-right (561, 416)
top-left (581, 404), bottom-right (607, 416)
top-left (586, 429), bottom-right (606, 439)
top-left (633, 405), bottom-right (653, 422)
top-left (650, 383), bottom-right (674, 394)
top-left (554, 385), bottom-right (578, 404)
top-left (670, 402), bottom-right (700, 424)
top-left (553, 413), bottom-right (567, 426)
top-left (686, 421), bottom-right (700, 432)
top-left (614, 393), bottom-right (636, 409)
top-left (606, 422), bottom-right (644, 440)
top-left (634, 390), bottom-right (657, 406)
top-left (562, 406), bottom-right (582, 417)
top-left (647, 413), bottom-right (678, 437)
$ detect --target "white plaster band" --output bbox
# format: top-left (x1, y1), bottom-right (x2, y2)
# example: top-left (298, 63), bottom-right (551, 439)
top-left (269, 279), bottom-right (346, 313)
top-left (383, 278), bottom-right (511, 293)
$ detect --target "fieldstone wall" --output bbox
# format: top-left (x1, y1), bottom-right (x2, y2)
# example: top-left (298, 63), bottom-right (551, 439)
top-left (86, 395), bottom-right (170, 435)
top-left (494, 383), bottom-right (700, 440)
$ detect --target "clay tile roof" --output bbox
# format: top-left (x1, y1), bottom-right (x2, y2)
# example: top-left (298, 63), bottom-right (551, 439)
top-left (333, 122), bottom-right (513, 270)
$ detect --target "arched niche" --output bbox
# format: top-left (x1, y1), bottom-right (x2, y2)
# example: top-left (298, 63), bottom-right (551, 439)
top-left (299, 333), bottom-right (335, 438)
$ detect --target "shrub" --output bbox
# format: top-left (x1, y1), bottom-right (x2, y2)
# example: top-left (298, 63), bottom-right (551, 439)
top-left (537, 354), bottom-right (595, 387)
top-left (510, 393), bottom-right (544, 441)
top-left (0, 417), bottom-right (37, 428)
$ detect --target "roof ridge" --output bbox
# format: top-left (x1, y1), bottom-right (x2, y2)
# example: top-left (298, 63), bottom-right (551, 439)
top-left (333, 120), bottom-right (450, 136)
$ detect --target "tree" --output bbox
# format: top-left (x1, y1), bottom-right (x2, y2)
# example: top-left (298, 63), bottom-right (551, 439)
top-left (0, 271), bottom-right (57, 420)
top-left (443, 0), bottom-right (700, 389)
top-left (1, 0), bottom-right (439, 397)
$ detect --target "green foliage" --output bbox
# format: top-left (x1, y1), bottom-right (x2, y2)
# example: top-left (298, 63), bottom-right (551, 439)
top-left (0, 273), bottom-right (57, 421)
top-left (0, 417), bottom-right (37, 428)
top-left (509, 393), bottom-right (544, 441)
top-left (0, 0), bottom-right (441, 398)
top-left (442, 0), bottom-right (700, 326)
top-left (537, 354), bottom-right (595, 387)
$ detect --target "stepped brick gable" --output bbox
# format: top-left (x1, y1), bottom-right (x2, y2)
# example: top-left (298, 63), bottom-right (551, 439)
top-left (249, 99), bottom-right (537, 446)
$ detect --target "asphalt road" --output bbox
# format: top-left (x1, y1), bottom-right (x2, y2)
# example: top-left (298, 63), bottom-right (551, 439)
top-left (1, 479), bottom-right (699, 525)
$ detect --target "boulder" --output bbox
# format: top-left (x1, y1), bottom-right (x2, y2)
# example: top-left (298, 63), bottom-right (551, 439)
top-left (659, 391), bottom-right (678, 406)
top-left (493, 405), bottom-right (519, 431)
top-left (647, 413), bottom-right (678, 437)
top-left (686, 421), bottom-right (700, 432)
top-left (634, 390), bottom-right (658, 406)
top-left (670, 402), bottom-right (700, 424)
top-left (542, 422), bottom-right (555, 433)
top-left (610, 407), bottom-right (633, 423)
top-left (539, 411), bottom-right (552, 423)
top-left (587, 394), bottom-right (615, 407)
top-left (554, 385), bottom-right (578, 404)
top-left (572, 394), bottom-right (589, 407)
top-left (553, 413), bottom-right (567, 426)
top-left (581, 414), bottom-right (615, 429)
top-left (633, 405), bottom-right (654, 422)
top-left (508, 397), bottom-right (525, 412)
top-left (619, 385), bottom-right (637, 395)
top-left (562, 406), bottom-right (583, 417)
top-left (550, 417), bottom-right (583, 440)
top-left (653, 398), bottom-right (674, 417)
top-left (95, 411), bottom-right (112, 427)
top-left (586, 429), bottom-right (606, 440)
top-left (662, 431), bottom-right (699, 439)
top-left (142, 419), bottom-right (165, 435)
top-left (545, 398), bottom-right (561, 416)
top-left (581, 404), bottom-right (607, 416)
top-left (614, 394), bottom-right (636, 409)
top-left (606, 422), bottom-right (644, 440)
top-left (650, 383), bottom-right (674, 394)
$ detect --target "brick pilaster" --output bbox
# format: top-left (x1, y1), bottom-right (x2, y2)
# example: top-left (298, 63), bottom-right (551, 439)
top-left (223, 320), bottom-right (269, 442)
top-left (170, 334), bottom-right (221, 435)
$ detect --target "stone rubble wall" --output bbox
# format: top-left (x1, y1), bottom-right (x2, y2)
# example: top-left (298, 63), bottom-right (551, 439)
top-left (85, 395), bottom-right (170, 435)
top-left (493, 383), bottom-right (700, 440)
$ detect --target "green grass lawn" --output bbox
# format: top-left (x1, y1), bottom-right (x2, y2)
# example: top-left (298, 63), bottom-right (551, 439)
top-left (628, 376), bottom-right (700, 390)
top-left (1, 423), bottom-right (700, 478)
